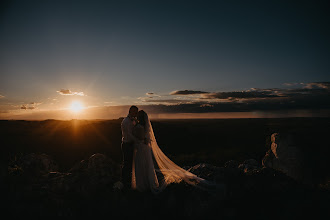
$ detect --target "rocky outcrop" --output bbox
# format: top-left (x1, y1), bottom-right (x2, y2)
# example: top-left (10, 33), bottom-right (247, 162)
top-left (262, 133), bottom-right (304, 181)
top-left (238, 159), bottom-right (260, 174)
top-left (187, 163), bottom-right (225, 182)
top-left (18, 153), bottom-right (59, 176)
top-left (9, 153), bottom-right (121, 195)
top-left (8, 152), bottom-right (326, 219)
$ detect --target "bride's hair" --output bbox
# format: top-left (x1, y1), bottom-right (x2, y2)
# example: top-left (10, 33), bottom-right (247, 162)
top-left (137, 110), bottom-right (147, 127)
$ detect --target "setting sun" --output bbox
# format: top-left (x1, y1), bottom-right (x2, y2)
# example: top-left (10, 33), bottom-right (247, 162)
top-left (70, 101), bottom-right (84, 113)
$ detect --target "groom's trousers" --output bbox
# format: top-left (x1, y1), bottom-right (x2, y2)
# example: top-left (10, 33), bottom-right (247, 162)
top-left (121, 141), bottom-right (134, 188)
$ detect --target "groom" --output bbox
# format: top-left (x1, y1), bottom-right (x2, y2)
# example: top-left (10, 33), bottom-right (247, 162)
top-left (120, 105), bottom-right (139, 189)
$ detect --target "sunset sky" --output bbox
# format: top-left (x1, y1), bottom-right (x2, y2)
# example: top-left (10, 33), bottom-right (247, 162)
top-left (1, 0), bottom-right (330, 119)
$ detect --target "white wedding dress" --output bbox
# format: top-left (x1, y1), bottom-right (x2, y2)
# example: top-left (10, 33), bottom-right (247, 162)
top-left (131, 113), bottom-right (219, 194)
top-left (131, 124), bottom-right (160, 193)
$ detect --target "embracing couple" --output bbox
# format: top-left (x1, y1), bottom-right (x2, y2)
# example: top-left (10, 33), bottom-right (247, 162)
top-left (120, 106), bottom-right (225, 194)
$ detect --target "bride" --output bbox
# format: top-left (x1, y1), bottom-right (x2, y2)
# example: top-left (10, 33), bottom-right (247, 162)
top-left (131, 110), bottom-right (223, 194)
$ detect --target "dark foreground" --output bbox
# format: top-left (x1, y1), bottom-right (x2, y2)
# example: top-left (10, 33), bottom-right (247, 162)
top-left (2, 118), bottom-right (330, 219)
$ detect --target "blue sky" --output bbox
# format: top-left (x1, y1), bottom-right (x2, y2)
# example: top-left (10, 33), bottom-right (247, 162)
top-left (1, 0), bottom-right (329, 119)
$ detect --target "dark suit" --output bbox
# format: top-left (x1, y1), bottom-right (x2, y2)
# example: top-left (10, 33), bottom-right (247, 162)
top-left (121, 141), bottom-right (134, 188)
top-left (121, 116), bottom-right (137, 188)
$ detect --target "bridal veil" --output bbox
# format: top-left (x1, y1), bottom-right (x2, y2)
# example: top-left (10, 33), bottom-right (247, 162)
top-left (144, 114), bottom-right (215, 193)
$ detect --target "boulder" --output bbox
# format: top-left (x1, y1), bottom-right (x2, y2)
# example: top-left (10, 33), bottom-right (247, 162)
top-left (262, 150), bottom-right (274, 168)
top-left (69, 159), bottom-right (88, 173)
top-left (224, 160), bottom-right (239, 169)
top-left (19, 153), bottom-right (59, 176)
top-left (238, 159), bottom-right (260, 173)
top-left (87, 153), bottom-right (121, 179)
top-left (262, 133), bottom-right (303, 181)
top-left (44, 154), bottom-right (121, 195)
top-left (46, 172), bottom-right (73, 193)
top-left (188, 163), bottom-right (225, 182)
top-left (72, 153), bottom-right (121, 193)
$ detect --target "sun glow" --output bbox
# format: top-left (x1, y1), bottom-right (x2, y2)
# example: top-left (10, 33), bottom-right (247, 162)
top-left (70, 101), bottom-right (84, 113)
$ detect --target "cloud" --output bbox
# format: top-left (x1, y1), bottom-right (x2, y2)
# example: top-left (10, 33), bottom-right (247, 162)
top-left (303, 82), bottom-right (330, 90)
top-left (57, 89), bottom-right (85, 96)
top-left (20, 102), bottom-right (41, 110)
top-left (170, 88), bottom-right (283, 100)
top-left (195, 82), bottom-right (330, 102)
top-left (154, 81), bottom-right (330, 113)
top-left (145, 92), bottom-right (162, 97)
top-left (20, 105), bottom-right (36, 110)
top-left (143, 99), bottom-right (189, 103)
top-left (278, 82), bottom-right (330, 97)
top-left (201, 91), bottom-right (280, 100)
top-left (170, 90), bottom-right (210, 95)
top-left (281, 82), bottom-right (330, 94)
top-left (139, 96), bottom-right (190, 104)
top-left (200, 104), bottom-right (214, 108)
top-left (282, 82), bottom-right (304, 86)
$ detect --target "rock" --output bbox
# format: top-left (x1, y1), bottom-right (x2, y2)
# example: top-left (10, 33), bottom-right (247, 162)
top-left (8, 164), bottom-right (24, 176)
top-left (262, 133), bottom-right (303, 181)
top-left (318, 180), bottom-right (330, 191)
top-left (47, 172), bottom-right (73, 193)
top-left (68, 159), bottom-right (88, 173)
top-left (87, 153), bottom-right (121, 179)
top-left (88, 153), bottom-right (108, 174)
top-left (224, 160), bottom-right (239, 169)
top-left (72, 153), bottom-right (121, 193)
top-left (188, 163), bottom-right (224, 182)
top-left (42, 154), bottom-right (122, 195)
top-left (244, 159), bottom-right (259, 167)
top-left (262, 149), bottom-right (274, 168)
top-left (238, 159), bottom-right (260, 173)
top-left (19, 153), bottom-right (59, 176)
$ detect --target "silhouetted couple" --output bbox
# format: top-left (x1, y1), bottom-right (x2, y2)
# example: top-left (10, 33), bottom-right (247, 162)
top-left (120, 105), bottom-right (225, 194)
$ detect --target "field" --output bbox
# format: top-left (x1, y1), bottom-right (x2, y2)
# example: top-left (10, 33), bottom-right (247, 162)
top-left (2, 118), bottom-right (330, 218)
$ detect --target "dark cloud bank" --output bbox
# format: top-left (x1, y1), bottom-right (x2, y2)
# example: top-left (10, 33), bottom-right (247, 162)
top-left (70, 82), bottom-right (329, 119)
top-left (142, 82), bottom-right (330, 115)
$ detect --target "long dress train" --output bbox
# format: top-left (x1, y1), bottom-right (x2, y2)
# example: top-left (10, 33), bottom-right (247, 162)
top-left (132, 115), bottom-right (225, 194)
